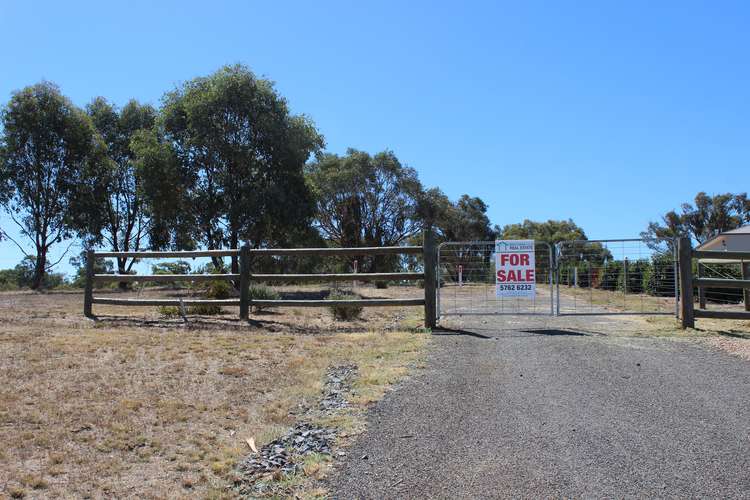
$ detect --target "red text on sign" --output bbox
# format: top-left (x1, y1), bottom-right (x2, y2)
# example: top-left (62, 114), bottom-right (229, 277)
top-left (499, 253), bottom-right (530, 266)
top-left (496, 269), bottom-right (535, 283)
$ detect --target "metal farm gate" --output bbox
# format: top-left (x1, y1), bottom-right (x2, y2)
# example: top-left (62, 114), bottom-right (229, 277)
top-left (436, 238), bottom-right (679, 322)
top-left (555, 238), bottom-right (678, 317)
top-left (437, 241), bottom-right (554, 318)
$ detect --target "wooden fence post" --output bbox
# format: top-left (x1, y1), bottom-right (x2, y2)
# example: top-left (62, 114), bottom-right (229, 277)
top-left (423, 229), bottom-right (437, 329)
top-left (743, 261), bottom-right (750, 312)
top-left (239, 245), bottom-right (250, 320)
top-left (83, 249), bottom-right (95, 318)
top-left (678, 237), bottom-right (695, 329)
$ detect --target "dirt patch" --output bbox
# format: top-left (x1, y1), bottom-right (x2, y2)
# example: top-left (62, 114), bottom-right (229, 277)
top-left (0, 290), bottom-right (427, 499)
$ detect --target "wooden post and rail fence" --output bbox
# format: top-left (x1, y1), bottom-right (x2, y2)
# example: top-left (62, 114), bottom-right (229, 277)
top-left (84, 230), bottom-right (438, 328)
top-left (678, 236), bottom-right (750, 328)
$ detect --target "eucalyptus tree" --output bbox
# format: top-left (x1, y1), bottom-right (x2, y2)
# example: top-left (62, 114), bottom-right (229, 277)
top-left (0, 82), bottom-right (108, 289)
top-left (161, 64), bottom-right (324, 271)
top-left (642, 192), bottom-right (750, 249)
top-left (498, 219), bottom-right (587, 246)
top-left (85, 97), bottom-right (157, 281)
top-left (307, 149), bottom-right (423, 272)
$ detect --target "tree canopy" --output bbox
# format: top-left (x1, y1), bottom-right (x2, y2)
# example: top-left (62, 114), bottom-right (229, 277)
top-left (85, 97), bottom-right (157, 278)
top-left (0, 82), bottom-right (107, 289)
top-left (642, 192), bottom-right (750, 248)
top-left (417, 188), bottom-right (495, 242)
top-left (308, 149), bottom-right (423, 271)
top-left (498, 219), bottom-right (587, 246)
top-left (161, 64), bottom-right (324, 270)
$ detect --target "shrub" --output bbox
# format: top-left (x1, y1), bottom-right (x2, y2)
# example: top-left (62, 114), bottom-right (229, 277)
top-left (643, 254), bottom-right (676, 297)
top-left (375, 280), bottom-right (389, 289)
top-left (328, 291), bottom-right (363, 320)
top-left (205, 280), bottom-right (231, 299)
top-left (187, 304), bottom-right (223, 315)
top-left (151, 261), bottom-right (192, 289)
top-left (598, 261), bottom-right (623, 291)
top-left (158, 306), bottom-right (181, 318)
top-left (186, 279), bottom-right (233, 315)
top-left (616, 259), bottom-right (649, 294)
top-left (249, 283), bottom-right (280, 312)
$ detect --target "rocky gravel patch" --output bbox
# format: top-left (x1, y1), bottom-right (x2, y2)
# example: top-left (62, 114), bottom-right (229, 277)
top-left (234, 364), bottom-right (358, 494)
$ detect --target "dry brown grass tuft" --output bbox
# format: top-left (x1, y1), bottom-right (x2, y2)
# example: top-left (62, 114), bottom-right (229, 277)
top-left (0, 290), bottom-right (427, 498)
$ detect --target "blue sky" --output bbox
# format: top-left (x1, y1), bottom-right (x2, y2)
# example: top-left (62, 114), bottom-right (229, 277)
top-left (1, 0), bottom-right (748, 275)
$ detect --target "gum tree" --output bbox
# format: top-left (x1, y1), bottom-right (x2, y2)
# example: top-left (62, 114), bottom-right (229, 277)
top-left (161, 64), bottom-right (324, 272)
top-left (0, 82), bottom-right (107, 289)
top-left (85, 97), bottom-right (157, 283)
top-left (308, 149), bottom-right (423, 272)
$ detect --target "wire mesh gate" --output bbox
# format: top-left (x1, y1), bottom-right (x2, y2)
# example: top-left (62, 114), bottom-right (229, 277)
top-left (437, 241), bottom-right (554, 317)
top-left (555, 238), bottom-right (678, 316)
top-left (436, 238), bottom-right (679, 321)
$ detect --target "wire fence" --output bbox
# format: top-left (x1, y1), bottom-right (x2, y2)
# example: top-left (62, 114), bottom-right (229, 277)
top-left (697, 259), bottom-right (750, 313)
top-left (437, 241), bottom-right (554, 317)
top-left (556, 239), bottom-right (678, 316)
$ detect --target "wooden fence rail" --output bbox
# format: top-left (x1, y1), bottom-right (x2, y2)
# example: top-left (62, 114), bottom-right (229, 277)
top-left (678, 237), bottom-right (750, 328)
top-left (84, 232), bottom-right (438, 328)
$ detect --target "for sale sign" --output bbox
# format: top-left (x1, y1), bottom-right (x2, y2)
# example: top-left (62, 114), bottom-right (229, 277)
top-left (495, 240), bottom-right (536, 298)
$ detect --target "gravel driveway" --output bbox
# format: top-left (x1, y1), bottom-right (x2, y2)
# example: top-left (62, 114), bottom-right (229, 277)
top-left (330, 318), bottom-right (750, 498)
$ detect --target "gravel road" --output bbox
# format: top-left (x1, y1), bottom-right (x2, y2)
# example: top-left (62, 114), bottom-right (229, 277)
top-left (330, 319), bottom-right (750, 499)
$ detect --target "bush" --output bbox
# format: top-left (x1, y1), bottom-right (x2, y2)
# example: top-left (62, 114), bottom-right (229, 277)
top-left (598, 261), bottom-right (622, 291)
top-left (328, 291), bottom-right (363, 320)
top-left (375, 280), bottom-right (389, 289)
top-left (643, 254), bottom-right (676, 297)
top-left (616, 259), bottom-right (648, 294)
top-left (151, 260), bottom-right (192, 289)
top-left (158, 306), bottom-right (181, 318)
top-left (185, 279), bottom-right (233, 315)
top-left (205, 280), bottom-right (231, 299)
top-left (249, 283), bottom-right (280, 312)
top-left (0, 268), bottom-right (20, 291)
top-left (187, 304), bottom-right (223, 315)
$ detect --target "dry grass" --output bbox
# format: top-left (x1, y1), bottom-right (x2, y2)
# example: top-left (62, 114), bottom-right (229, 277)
top-left (0, 290), bottom-right (428, 499)
top-left (557, 285), bottom-right (677, 314)
top-left (85, 283), bottom-right (424, 334)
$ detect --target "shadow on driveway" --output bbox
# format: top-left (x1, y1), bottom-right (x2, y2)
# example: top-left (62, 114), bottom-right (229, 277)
top-left (432, 327), bottom-right (494, 339)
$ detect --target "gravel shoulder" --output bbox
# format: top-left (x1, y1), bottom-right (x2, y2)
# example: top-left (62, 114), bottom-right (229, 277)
top-left (329, 318), bottom-right (750, 499)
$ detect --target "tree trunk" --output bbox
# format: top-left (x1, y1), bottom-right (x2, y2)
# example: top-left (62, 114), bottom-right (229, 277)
top-left (230, 232), bottom-right (239, 275)
top-left (31, 249), bottom-right (47, 290)
top-left (229, 232), bottom-right (240, 290)
top-left (117, 257), bottom-right (128, 291)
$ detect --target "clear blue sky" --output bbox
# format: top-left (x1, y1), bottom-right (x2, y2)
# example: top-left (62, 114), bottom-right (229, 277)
top-left (1, 0), bottom-right (748, 275)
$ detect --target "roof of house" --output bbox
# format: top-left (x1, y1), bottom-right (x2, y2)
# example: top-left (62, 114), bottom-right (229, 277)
top-left (720, 225), bottom-right (750, 235)
top-left (695, 225), bottom-right (750, 260)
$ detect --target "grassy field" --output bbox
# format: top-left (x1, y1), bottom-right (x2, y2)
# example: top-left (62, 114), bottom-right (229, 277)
top-left (0, 289), bottom-right (428, 499)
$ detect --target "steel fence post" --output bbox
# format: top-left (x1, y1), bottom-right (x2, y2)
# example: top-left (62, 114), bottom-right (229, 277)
top-left (547, 242), bottom-right (554, 315)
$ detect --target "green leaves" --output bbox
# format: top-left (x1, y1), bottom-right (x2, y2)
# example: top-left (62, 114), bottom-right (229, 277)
top-left (0, 81), bottom-right (104, 288)
top-left (161, 64), bottom-right (323, 255)
top-left (308, 149), bottom-right (423, 249)
top-left (643, 192), bottom-right (750, 248)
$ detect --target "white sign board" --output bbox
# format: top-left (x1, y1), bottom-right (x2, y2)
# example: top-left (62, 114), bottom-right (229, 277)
top-left (495, 240), bottom-right (536, 298)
